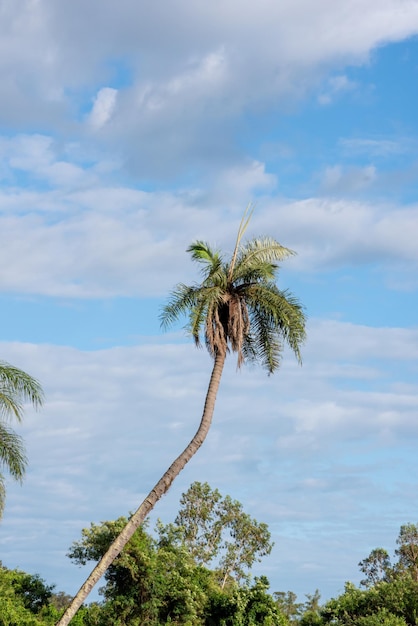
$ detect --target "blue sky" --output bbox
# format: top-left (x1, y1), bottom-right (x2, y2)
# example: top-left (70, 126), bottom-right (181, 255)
top-left (1, 0), bottom-right (418, 606)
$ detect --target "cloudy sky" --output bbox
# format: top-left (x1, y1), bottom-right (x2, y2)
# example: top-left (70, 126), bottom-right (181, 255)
top-left (1, 0), bottom-right (418, 605)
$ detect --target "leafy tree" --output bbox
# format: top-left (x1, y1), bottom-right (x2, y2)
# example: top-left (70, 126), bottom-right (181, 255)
top-left (299, 590), bottom-right (322, 626)
top-left (376, 576), bottom-right (418, 625)
top-left (319, 579), bottom-right (418, 626)
top-left (50, 592), bottom-right (75, 612)
top-left (320, 582), bottom-right (381, 625)
top-left (175, 481), bottom-right (224, 564)
top-left (286, 524), bottom-right (418, 626)
top-left (300, 609), bottom-right (323, 626)
top-left (57, 209), bottom-right (306, 625)
top-left (206, 576), bottom-right (288, 626)
top-left (66, 485), bottom-right (277, 624)
top-left (355, 610), bottom-right (407, 626)
top-left (395, 523), bottom-right (418, 581)
top-left (0, 361), bottom-right (44, 517)
top-left (303, 590), bottom-right (321, 613)
top-left (359, 548), bottom-right (392, 587)
top-left (0, 563), bottom-right (53, 625)
top-left (67, 516), bottom-right (213, 625)
top-left (357, 524), bottom-right (418, 588)
top-left (273, 590), bottom-right (303, 624)
top-left (11, 571), bottom-right (55, 613)
top-left (236, 576), bottom-right (288, 626)
top-left (175, 481), bottom-right (273, 587)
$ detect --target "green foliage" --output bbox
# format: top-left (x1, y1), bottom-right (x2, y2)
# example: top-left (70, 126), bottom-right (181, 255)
top-left (175, 481), bottom-right (223, 564)
top-left (299, 611), bottom-right (323, 626)
top-left (299, 591), bottom-right (322, 626)
top-left (174, 481), bottom-right (273, 587)
top-left (321, 582), bottom-right (380, 624)
top-left (206, 577), bottom-right (288, 626)
top-left (65, 484), bottom-right (286, 625)
top-left (395, 524), bottom-right (418, 581)
top-left (0, 361), bottom-right (44, 517)
top-left (0, 564), bottom-right (54, 625)
top-left (68, 515), bottom-right (214, 625)
top-left (355, 609), bottom-right (407, 626)
top-left (50, 592), bottom-right (74, 612)
top-left (11, 571), bottom-right (54, 612)
top-left (359, 548), bottom-right (392, 587)
top-left (0, 421), bottom-right (27, 510)
top-left (320, 576), bottom-right (418, 625)
top-left (9, 516), bottom-right (418, 626)
top-left (274, 590), bottom-right (303, 624)
top-left (319, 522), bottom-right (418, 625)
top-left (0, 361), bottom-right (44, 421)
top-left (237, 576), bottom-right (288, 626)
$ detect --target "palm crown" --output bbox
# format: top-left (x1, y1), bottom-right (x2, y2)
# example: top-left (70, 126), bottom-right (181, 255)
top-left (162, 220), bottom-right (306, 373)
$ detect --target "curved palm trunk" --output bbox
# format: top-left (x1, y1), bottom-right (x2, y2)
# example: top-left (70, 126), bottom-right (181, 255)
top-left (56, 351), bottom-right (226, 626)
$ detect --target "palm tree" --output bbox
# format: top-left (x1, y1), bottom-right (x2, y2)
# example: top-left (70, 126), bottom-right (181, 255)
top-left (0, 361), bottom-right (44, 517)
top-left (56, 211), bottom-right (306, 626)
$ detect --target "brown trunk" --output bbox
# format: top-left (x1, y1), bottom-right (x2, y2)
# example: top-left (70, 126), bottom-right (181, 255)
top-left (56, 351), bottom-right (226, 626)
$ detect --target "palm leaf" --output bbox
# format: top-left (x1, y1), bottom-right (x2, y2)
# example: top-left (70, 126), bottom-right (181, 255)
top-left (0, 422), bottom-right (27, 481)
top-left (228, 203), bottom-right (255, 281)
top-left (232, 238), bottom-right (294, 283)
top-left (0, 362), bottom-right (44, 422)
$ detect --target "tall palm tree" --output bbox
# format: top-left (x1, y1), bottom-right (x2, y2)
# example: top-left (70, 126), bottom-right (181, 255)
top-left (56, 211), bottom-right (306, 626)
top-left (0, 361), bottom-right (44, 517)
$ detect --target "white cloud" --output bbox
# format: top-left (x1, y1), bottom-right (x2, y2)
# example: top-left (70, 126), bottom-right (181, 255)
top-left (88, 87), bottom-right (118, 130)
top-left (318, 74), bottom-right (357, 105)
top-left (321, 164), bottom-right (377, 192)
top-left (212, 160), bottom-right (278, 201)
top-left (165, 49), bottom-right (228, 100)
top-left (0, 134), bottom-right (92, 188)
top-left (340, 137), bottom-right (412, 158)
top-left (0, 138), bottom-right (417, 297)
top-left (259, 197), bottom-right (418, 271)
top-left (306, 319), bottom-right (418, 361)
top-left (0, 1), bottom-right (417, 177)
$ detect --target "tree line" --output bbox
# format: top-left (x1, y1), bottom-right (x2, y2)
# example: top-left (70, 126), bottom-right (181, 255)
top-left (0, 481), bottom-right (287, 625)
top-left (2, 483), bottom-right (418, 625)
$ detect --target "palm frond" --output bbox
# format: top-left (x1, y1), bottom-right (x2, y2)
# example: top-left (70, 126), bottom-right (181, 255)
top-left (188, 298), bottom-right (208, 347)
top-left (0, 362), bottom-right (44, 422)
top-left (233, 238), bottom-right (294, 282)
top-left (0, 474), bottom-right (5, 518)
top-left (187, 241), bottom-right (228, 288)
top-left (203, 261), bottom-right (227, 290)
top-left (0, 422), bottom-right (27, 481)
top-left (187, 241), bottom-right (222, 270)
top-left (0, 391), bottom-right (23, 422)
top-left (245, 284), bottom-right (306, 364)
top-left (244, 304), bottom-right (283, 373)
top-left (160, 284), bottom-right (200, 329)
top-left (234, 261), bottom-right (278, 286)
top-left (228, 203), bottom-right (255, 281)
